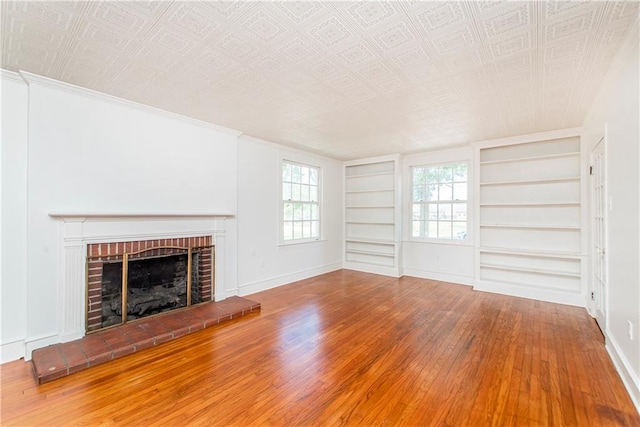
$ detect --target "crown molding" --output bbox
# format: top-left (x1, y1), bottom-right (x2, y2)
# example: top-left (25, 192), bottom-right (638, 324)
top-left (402, 140), bottom-right (474, 157)
top-left (402, 145), bottom-right (473, 163)
top-left (343, 153), bottom-right (401, 167)
top-left (470, 127), bottom-right (583, 149)
top-left (1, 68), bottom-right (27, 84)
top-left (18, 71), bottom-right (243, 137)
top-left (239, 134), bottom-right (342, 162)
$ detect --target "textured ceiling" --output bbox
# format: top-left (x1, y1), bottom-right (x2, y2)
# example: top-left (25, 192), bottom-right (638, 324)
top-left (1, 1), bottom-right (638, 160)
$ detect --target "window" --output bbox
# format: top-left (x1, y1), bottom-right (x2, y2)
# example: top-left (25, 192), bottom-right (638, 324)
top-left (281, 161), bottom-right (320, 243)
top-left (411, 162), bottom-right (468, 240)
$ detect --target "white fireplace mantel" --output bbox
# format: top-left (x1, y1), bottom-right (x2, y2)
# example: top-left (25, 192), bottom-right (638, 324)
top-left (45, 211), bottom-right (233, 354)
top-left (48, 212), bottom-right (234, 245)
top-left (49, 212), bottom-right (235, 219)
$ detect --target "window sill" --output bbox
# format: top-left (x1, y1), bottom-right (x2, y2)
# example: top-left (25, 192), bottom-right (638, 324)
top-left (278, 238), bottom-right (326, 247)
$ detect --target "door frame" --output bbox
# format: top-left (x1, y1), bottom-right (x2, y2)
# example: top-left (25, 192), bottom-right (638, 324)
top-left (590, 136), bottom-right (608, 331)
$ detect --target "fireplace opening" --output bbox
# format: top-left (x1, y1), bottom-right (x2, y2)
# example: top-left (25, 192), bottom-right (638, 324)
top-left (87, 237), bottom-right (214, 333)
top-left (101, 252), bottom-right (199, 327)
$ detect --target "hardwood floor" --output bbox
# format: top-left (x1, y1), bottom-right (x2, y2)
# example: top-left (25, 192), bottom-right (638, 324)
top-left (2, 270), bottom-right (638, 426)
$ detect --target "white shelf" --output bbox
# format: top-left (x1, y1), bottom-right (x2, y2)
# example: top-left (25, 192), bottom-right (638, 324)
top-left (346, 249), bottom-right (394, 257)
top-left (346, 171), bottom-right (394, 179)
top-left (344, 258), bottom-right (394, 268)
top-left (478, 137), bottom-right (581, 163)
top-left (479, 202), bottom-right (581, 207)
top-left (345, 189), bottom-right (394, 194)
top-left (345, 161), bottom-right (395, 177)
top-left (477, 137), bottom-right (583, 301)
top-left (345, 158), bottom-right (398, 271)
top-left (477, 278), bottom-right (579, 294)
top-left (479, 246), bottom-right (582, 259)
top-left (346, 221), bottom-right (395, 225)
top-left (480, 263), bottom-right (581, 278)
top-left (479, 151), bottom-right (580, 165)
top-left (480, 176), bottom-right (580, 186)
top-left (480, 224), bottom-right (580, 230)
top-left (346, 205), bottom-right (395, 209)
top-left (345, 237), bottom-right (395, 245)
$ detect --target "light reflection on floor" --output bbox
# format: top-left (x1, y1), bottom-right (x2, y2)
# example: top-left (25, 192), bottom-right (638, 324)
top-left (276, 304), bottom-right (324, 385)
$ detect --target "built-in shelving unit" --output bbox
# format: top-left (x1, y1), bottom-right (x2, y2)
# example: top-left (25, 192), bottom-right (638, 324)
top-left (344, 156), bottom-right (400, 276)
top-left (476, 136), bottom-right (584, 304)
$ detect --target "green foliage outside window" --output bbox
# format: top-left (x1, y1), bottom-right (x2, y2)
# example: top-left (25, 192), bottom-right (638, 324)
top-left (282, 161), bottom-right (320, 241)
top-left (412, 163), bottom-right (468, 240)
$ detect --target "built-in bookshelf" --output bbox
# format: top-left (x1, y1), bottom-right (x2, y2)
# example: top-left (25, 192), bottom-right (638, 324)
top-left (344, 156), bottom-right (400, 276)
top-left (476, 136), bottom-right (584, 304)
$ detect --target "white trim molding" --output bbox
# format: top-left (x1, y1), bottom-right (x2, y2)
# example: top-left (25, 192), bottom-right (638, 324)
top-left (606, 331), bottom-right (640, 414)
top-left (45, 213), bottom-right (232, 358)
top-left (24, 334), bottom-right (59, 362)
top-left (474, 279), bottom-right (586, 307)
top-left (238, 262), bottom-right (342, 296)
top-left (18, 71), bottom-right (243, 137)
top-left (1, 68), bottom-right (27, 84)
top-left (470, 127), bottom-right (583, 150)
top-left (1, 339), bottom-right (27, 364)
top-left (343, 262), bottom-right (401, 278)
top-left (403, 269), bottom-right (474, 287)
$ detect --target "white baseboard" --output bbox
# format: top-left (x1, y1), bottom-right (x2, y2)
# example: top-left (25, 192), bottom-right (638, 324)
top-left (474, 280), bottom-right (585, 307)
top-left (1, 339), bottom-right (26, 364)
top-left (403, 268), bottom-right (473, 286)
top-left (214, 290), bottom-right (238, 301)
top-left (24, 333), bottom-right (59, 361)
top-left (14, 330), bottom-right (86, 362)
top-left (222, 288), bottom-right (239, 299)
top-left (238, 263), bottom-right (342, 296)
top-left (342, 262), bottom-right (401, 278)
top-left (605, 331), bottom-right (640, 415)
top-left (61, 331), bottom-right (84, 343)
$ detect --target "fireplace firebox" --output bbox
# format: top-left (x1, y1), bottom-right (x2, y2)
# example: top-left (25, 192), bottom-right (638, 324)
top-left (86, 237), bottom-right (213, 332)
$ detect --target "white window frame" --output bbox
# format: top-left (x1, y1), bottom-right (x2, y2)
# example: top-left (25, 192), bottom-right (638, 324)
top-left (410, 161), bottom-right (469, 242)
top-left (279, 159), bottom-right (322, 245)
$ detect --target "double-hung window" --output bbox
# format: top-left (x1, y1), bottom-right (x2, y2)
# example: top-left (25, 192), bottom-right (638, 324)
top-left (411, 162), bottom-right (468, 240)
top-left (281, 161), bottom-right (320, 243)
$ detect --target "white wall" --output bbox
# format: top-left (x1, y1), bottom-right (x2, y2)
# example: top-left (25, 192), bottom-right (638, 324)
top-left (236, 136), bottom-right (343, 295)
top-left (1, 71), bottom-right (29, 362)
top-left (1, 71), bottom-right (345, 362)
top-left (583, 25), bottom-right (640, 409)
top-left (2, 72), bottom-right (242, 360)
top-left (401, 147), bottom-right (475, 285)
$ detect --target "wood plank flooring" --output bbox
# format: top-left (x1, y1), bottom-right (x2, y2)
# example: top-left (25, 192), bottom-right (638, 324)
top-left (31, 296), bottom-right (261, 383)
top-left (2, 270), bottom-right (639, 426)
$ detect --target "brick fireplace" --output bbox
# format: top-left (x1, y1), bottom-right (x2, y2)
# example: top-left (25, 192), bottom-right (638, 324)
top-left (86, 236), bottom-right (213, 332)
top-left (39, 213), bottom-right (231, 359)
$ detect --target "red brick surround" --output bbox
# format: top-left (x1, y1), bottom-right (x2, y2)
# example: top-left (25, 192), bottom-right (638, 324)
top-left (86, 236), bottom-right (213, 332)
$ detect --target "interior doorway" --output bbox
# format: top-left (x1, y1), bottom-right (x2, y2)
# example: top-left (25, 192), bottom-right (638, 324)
top-left (591, 137), bottom-right (607, 331)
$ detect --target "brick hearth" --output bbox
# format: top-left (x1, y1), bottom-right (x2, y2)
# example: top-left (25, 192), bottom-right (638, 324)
top-left (32, 296), bottom-right (260, 384)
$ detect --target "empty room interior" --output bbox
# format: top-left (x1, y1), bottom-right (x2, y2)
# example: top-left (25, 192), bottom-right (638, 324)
top-left (1, 0), bottom-right (639, 425)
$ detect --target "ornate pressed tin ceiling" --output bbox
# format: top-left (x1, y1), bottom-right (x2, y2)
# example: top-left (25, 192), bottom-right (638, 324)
top-left (1, 1), bottom-right (638, 159)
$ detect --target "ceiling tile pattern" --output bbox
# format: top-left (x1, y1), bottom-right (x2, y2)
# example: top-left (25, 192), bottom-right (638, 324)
top-left (1, 1), bottom-right (638, 159)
